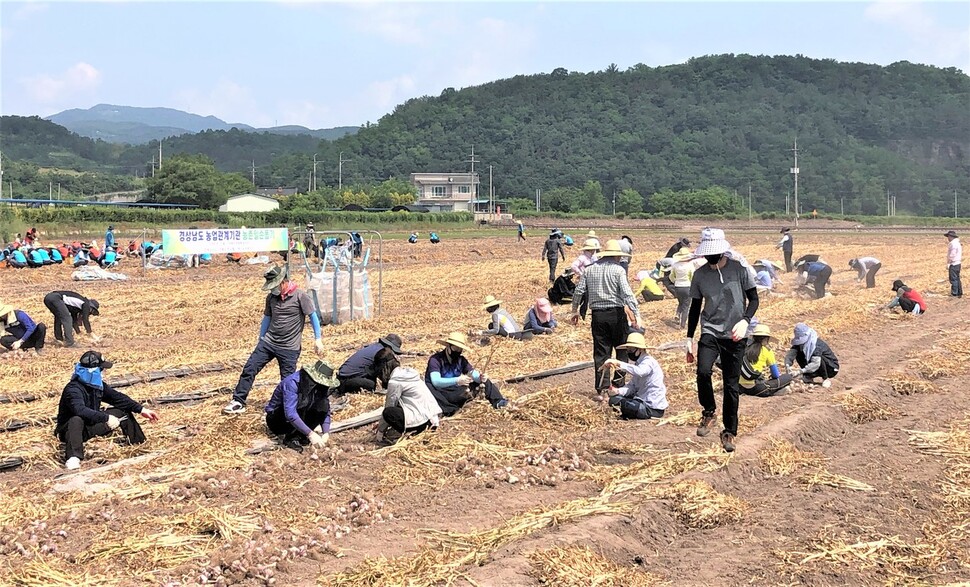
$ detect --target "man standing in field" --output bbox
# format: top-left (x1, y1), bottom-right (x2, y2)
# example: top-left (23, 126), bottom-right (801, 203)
top-left (517, 221), bottom-right (526, 242)
top-left (224, 265), bottom-right (325, 414)
top-left (945, 230), bottom-right (962, 298)
top-left (685, 228), bottom-right (759, 453)
top-left (571, 240), bottom-right (641, 402)
top-left (541, 230), bottom-right (566, 282)
top-left (776, 228), bottom-right (794, 272)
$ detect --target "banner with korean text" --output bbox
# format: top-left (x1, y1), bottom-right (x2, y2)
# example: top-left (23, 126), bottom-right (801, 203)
top-left (161, 228), bottom-right (289, 256)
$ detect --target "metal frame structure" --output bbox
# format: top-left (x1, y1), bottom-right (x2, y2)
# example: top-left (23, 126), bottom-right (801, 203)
top-left (286, 228), bottom-right (383, 324)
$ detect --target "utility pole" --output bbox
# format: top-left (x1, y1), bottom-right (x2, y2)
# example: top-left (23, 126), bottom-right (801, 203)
top-left (612, 188), bottom-right (617, 215)
top-left (488, 165), bottom-right (493, 216)
top-left (748, 183), bottom-right (752, 225)
top-left (956, 189), bottom-right (959, 219)
top-left (0, 151), bottom-right (4, 194)
top-left (338, 152), bottom-right (351, 193)
top-left (251, 160), bottom-right (257, 186)
top-left (790, 139), bottom-right (800, 227)
top-left (535, 188), bottom-right (540, 212)
top-left (312, 154), bottom-right (318, 192)
top-left (49, 182), bottom-right (53, 202)
top-left (841, 197), bottom-right (844, 216)
top-left (158, 141), bottom-right (162, 169)
top-left (465, 146), bottom-right (480, 200)
top-left (150, 156), bottom-right (156, 178)
top-left (57, 183), bottom-right (61, 200)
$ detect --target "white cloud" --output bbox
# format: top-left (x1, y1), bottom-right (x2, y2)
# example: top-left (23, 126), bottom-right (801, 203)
top-left (23, 62), bottom-right (102, 104)
top-left (865, 1), bottom-right (970, 68)
top-left (13, 2), bottom-right (49, 21)
top-left (346, 2), bottom-right (428, 46)
top-left (367, 75), bottom-right (417, 112)
top-left (171, 79), bottom-right (271, 127)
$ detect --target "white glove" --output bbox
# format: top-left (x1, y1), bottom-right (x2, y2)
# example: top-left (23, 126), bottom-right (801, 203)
top-left (308, 431), bottom-right (328, 448)
top-left (11, 340), bottom-right (23, 350)
top-left (684, 338), bottom-right (694, 363)
top-left (731, 319), bottom-right (749, 342)
top-left (106, 415), bottom-right (121, 430)
top-left (314, 339), bottom-right (325, 355)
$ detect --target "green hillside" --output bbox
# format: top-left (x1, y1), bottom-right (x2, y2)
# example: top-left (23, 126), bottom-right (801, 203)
top-left (4, 55), bottom-right (969, 215)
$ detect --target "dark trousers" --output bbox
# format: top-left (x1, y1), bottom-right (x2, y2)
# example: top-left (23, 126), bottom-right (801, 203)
top-left (337, 376), bottom-right (377, 395)
top-left (266, 397), bottom-right (328, 443)
top-left (518, 233), bottom-right (525, 241)
top-left (865, 263), bottom-right (881, 288)
top-left (0, 324), bottom-right (46, 350)
top-left (813, 266), bottom-right (833, 299)
top-left (7, 260), bottom-right (27, 269)
top-left (382, 405), bottom-right (433, 434)
top-left (232, 340), bottom-right (300, 405)
top-left (430, 380), bottom-right (505, 416)
top-left (641, 291), bottom-right (664, 303)
top-left (802, 362), bottom-right (839, 380)
top-left (57, 408), bottom-right (145, 461)
top-left (898, 297), bottom-right (925, 315)
top-left (950, 264), bottom-right (963, 297)
top-left (696, 333), bottom-right (744, 436)
top-left (608, 395), bottom-right (665, 419)
top-left (784, 250), bottom-right (793, 272)
top-left (740, 374), bottom-right (794, 397)
top-left (44, 293), bottom-right (76, 346)
top-left (591, 307), bottom-right (629, 391)
top-left (547, 257), bottom-right (559, 281)
top-left (673, 286), bottom-right (691, 328)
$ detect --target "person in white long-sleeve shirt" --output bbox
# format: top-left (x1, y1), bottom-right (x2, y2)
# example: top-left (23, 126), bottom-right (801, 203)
top-left (374, 348), bottom-right (442, 444)
top-left (603, 332), bottom-right (668, 419)
top-left (848, 256), bottom-right (882, 289)
top-left (945, 230), bottom-right (963, 297)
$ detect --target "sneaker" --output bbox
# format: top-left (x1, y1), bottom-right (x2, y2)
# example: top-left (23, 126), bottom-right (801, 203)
top-left (330, 395), bottom-right (350, 411)
top-left (223, 400), bottom-right (246, 414)
top-left (65, 457), bottom-right (81, 470)
top-left (697, 413), bottom-right (716, 437)
top-left (720, 431), bottom-right (736, 453)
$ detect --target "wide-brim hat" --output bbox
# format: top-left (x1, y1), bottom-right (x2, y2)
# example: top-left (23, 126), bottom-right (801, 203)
top-left (262, 265), bottom-right (287, 291)
top-left (79, 350), bottom-right (113, 370)
top-left (481, 295), bottom-right (503, 310)
top-left (618, 332), bottom-right (648, 350)
top-left (891, 279), bottom-right (906, 291)
top-left (694, 227), bottom-right (731, 257)
top-left (303, 360), bottom-right (340, 388)
top-left (751, 324), bottom-right (772, 339)
top-left (586, 230), bottom-right (597, 237)
top-left (672, 249), bottom-right (693, 262)
top-left (944, 230), bottom-right (958, 238)
top-left (581, 239), bottom-right (600, 251)
top-left (89, 300), bottom-right (100, 316)
top-left (379, 334), bottom-right (403, 355)
top-left (437, 331), bottom-right (472, 353)
top-left (598, 239), bottom-right (631, 258)
top-left (0, 304), bottom-right (15, 324)
top-left (781, 227), bottom-right (791, 233)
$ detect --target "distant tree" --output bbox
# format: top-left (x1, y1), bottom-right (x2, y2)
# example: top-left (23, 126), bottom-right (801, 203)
top-left (543, 187), bottom-right (577, 212)
top-left (146, 154), bottom-right (231, 209)
top-left (649, 186), bottom-right (740, 215)
top-left (577, 180), bottom-right (605, 212)
top-left (616, 188), bottom-right (643, 214)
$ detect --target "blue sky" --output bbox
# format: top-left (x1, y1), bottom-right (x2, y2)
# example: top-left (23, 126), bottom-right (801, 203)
top-left (1, 1), bottom-right (967, 129)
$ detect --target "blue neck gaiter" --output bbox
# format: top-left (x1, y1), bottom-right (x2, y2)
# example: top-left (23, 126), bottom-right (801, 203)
top-left (74, 364), bottom-right (103, 390)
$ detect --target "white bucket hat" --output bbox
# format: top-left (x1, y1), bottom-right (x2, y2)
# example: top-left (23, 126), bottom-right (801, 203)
top-left (693, 227), bottom-right (731, 257)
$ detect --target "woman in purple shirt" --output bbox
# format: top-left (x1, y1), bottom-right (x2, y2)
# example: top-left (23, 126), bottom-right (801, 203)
top-left (264, 360), bottom-right (339, 451)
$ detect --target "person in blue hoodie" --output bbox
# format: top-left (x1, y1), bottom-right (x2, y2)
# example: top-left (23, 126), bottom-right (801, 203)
top-left (7, 248), bottom-right (28, 269)
top-left (104, 225), bottom-right (116, 251)
top-left (55, 351), bottom-right (159, 469)
top-left (36, 247), bottom-right (53, 266)
top-left (429, 232), bottom-right (440, 244)
top-left (49, 247), bottom-right (64, 264)
top-left (99, 248), bottom-right (119, 269)
top-left (0, 304), bottom-right (47, 354)
top-left (26, 248), bottom-right (44, 268)
top-left (73, 248), bottom-right (91, 268)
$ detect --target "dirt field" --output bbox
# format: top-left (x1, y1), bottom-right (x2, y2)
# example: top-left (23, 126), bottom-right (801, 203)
top-left (0, 228), bottom-right (968, 586)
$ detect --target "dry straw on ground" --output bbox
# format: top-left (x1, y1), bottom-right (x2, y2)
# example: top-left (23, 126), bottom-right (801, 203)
top-left (759, 438), bottom-right (825, 477)
top-left (663, 480), bottom-right (748, 529)
top-left (797, 469), bottom-right (876, 492)
top-left (885, 374), bottom-right (938, 396)
top-left (837, 393), bottom-right (900, 424)
top-left (528, 545), bottom-right (662, 586)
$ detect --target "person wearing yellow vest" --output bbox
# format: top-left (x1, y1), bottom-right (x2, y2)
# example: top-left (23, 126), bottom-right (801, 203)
top-left (634, 268), bottom-right (665, 302)
top-left (739, 324), bottom-right (793, 397)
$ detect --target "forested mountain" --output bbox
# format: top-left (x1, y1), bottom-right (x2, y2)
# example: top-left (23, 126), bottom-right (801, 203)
top-left (4, 55), bottom-right (969, 215)
top-left (46, 104), bottom-right (359, 144)
top-left (323, 55), bottom-right (968, 216)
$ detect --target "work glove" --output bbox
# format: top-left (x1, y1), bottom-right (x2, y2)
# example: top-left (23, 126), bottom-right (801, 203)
top-left (456, 374), bottom-right (473, 386)
top-left (314, 339), bottom-right (325, 356)
top-left (685, 338), bottom-right (694, 364)
top-left (139, 408), bottom-right (159, 422)
top-left (11, 340), bottom-right (23, 350)
top-left (731, 319), bottom-right (749, 342)
top-left (106, 415), bottom-right (121, 430)
top-left (308, 431), bottom-right (328, 448)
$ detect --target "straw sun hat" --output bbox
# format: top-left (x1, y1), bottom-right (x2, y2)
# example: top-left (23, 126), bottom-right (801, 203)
top-left (751, 323), bottom-right (772, 339)
top-left (597, 239), bottom-right (631, 258)
top-left (617, 332), bottom-right (648, 350)
top-left (438, 331), bottom-right (472, 353)
top-left (481, 295), bottom-right (502, 310)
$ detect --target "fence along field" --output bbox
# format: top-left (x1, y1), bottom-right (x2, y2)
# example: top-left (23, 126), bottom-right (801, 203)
top-left (0, 230), bottom-right (968, 586)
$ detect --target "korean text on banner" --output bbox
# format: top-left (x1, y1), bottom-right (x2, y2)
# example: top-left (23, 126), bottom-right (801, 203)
top-left (161, 228), bottom-right (289, 256)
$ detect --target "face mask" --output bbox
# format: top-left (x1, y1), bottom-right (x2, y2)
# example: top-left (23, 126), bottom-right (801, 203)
top-left (448, 345), bottom-right (463, 358)
top-left (74, 364), bottom-right (104, 390)
top-left (705, 254), bottom-right (723, 266)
